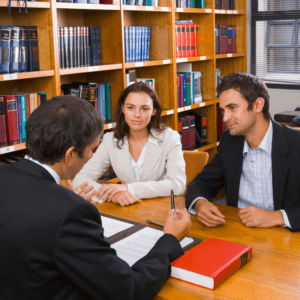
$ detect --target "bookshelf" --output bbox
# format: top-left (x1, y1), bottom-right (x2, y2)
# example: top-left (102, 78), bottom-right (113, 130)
top-left (0, 0), bottom-right (247, 161)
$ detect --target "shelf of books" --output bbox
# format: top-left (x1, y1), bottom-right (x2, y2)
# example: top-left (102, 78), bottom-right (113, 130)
top-left (0, 0), bottom-right (247, 164)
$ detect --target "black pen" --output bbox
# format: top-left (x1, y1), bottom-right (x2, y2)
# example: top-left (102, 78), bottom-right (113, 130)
top-left (171, 190), bottom-right (176, 220)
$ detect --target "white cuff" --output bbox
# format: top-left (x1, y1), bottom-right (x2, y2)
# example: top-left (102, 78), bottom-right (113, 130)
top-left (127, 184), bottom-right (136, 196)
top-left (188, 197), bottom-right (209, 215)
top-left (280, 209), bottom-right (292, 228)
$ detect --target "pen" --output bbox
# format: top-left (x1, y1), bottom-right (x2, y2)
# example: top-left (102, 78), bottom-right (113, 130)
top-left (146, 219), bottom-right (164, 227)
top-left (171, 190), bottom-right (176, 220)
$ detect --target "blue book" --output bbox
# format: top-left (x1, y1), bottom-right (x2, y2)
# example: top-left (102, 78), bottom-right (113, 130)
top-left (141, 26), bottom-right (146, 61)
top-left (98, 83), bottom-right (106, 123)
top-left (138, 26), bottom-right (142, 62)
top-left (74, 0), bottom-right (87, 2)
top-left (136, 26), bottom-right (140, 62)
top-left (10, 26), bottom-right (20, 73)
top-left (146, 26), bottom-right (151, 61)
top-left (95, 26), bottom-right (102, 65)
top-left (0, 26), bottom-right (11, 74)
top-left (129, 26), bottom-right (134, 63)
top-left (132, 27), bottom-right (136, 62)
top-left (104, 82), bottom-right (111, 122)
top-left (215, 25), bottom-right (219, 54)
top-left (19, 94), bottom-right (27, 141)
top-left (89, 26), bottom-right (97, 66)
top-left (178, 73), bottom-right (187, 106)
top-left (124, 27), bottom-right (130, 63)
top-left (87, 0), bottom-right (99, 3)
top-left (177, 74), bottom-right (181, 107)
top-left (28, 26), bottom-right (39, 71)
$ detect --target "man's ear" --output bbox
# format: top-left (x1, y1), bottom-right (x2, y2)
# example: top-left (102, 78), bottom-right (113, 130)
top-left (254, 97), bottom-right (265, 113)
top-left (65, 146), bottom-right (76, 167)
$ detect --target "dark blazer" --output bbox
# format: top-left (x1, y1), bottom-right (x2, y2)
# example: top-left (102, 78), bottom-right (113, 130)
top-left (186, 120), bottom-right (300, 232)
top-left (0, 159), bottom-right (183, 300)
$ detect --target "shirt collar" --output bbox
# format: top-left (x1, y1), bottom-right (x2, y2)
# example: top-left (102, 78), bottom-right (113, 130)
top-left (113, 130), bottom-right (159, 146)
top-left (24, 155), bottom-right (61, 184)
top-left (243, 120), bottom-right (273, 156)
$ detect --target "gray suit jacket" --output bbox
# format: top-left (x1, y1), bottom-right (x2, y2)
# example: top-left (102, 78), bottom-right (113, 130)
top-left (73, 127), bottom-right (186, 199)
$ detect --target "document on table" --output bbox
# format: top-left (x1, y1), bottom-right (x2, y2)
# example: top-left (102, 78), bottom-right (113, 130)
top-left (111, 226), bottom-right (195, 267)
top-left (101, 215), bottom-right (134, 238)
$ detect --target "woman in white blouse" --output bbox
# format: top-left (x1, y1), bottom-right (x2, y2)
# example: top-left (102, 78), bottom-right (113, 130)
top-left (72, 82), bottom-right (186, 206)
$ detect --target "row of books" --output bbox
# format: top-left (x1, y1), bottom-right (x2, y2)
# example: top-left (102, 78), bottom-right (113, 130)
top-left (175, 21), bottom-right (199, 58)
top-left (0, 26), bottom-right (39, 74)
top-left (124, 26), bottom-right (151, 63)
top-left (215, 24), bottom-right (237, 54)
top-left (58, 26), bottom-right (102, 70)
top-left (175, 0), bottom-right (205, 8)
top-left (0, 92), bottom-right (46, 146)
top-left (124, 0), bottom-right (158, 5)
top-left (178, 112), bottom-right (207, 150)
top-left (61, 82), bottom-right (111, 123)
top-left (125, 69), bottom-right (155, 89)
top-left (56, 0), bottom-right (113, 3)
top-left (215, 0), bottom-right (234, 9)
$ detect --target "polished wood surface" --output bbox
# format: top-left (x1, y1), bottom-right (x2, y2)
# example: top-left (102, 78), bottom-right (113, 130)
top-left (96, 197), bottom-right (300, 299)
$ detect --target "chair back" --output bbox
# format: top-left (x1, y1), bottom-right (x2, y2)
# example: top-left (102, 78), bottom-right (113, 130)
top-left (183, 150), bottom-right (209, 194)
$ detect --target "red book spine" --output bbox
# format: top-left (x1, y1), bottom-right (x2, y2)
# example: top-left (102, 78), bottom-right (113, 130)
top-left (227, 25), bottom-right (233, 53)
top-left (181, 24), bottom-right (187, 58)
top-left (4, 95), bottom-right (18, 145)
top-left (25, 94), bottom-right (31, 120)
top-left (190, 24), bottom-right (195, 57)
top-left (176, 24), bottom-right (182, 58)
top-left (0, 96), bottom-right (8, 146)
top-left (219, 25), bottom-right (228, 54)
top-left (202, 115), bottom-right (207, 143)
top-left (194, 24), bottom-right (199, 56)
top-left (186, 24), bottom-right (191, 57)
top-left (100, 0), bottom-right (113, 3)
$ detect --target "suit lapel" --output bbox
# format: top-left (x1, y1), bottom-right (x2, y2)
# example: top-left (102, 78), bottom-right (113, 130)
top-left (141, 132), bottom-right (163, 181)
top-left (227, 136), bottom-right (244, 207)
top-left (114, 141), bottom-right (136, 182)
top-left (272, 121), bottom-right (290, 210)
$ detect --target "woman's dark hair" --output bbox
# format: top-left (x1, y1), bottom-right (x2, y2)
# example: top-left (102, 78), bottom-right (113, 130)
top-left (26, 95), bottom-right (103, 165)
top-left (113, 82), bottom-right (165, 148)
top-left (217, 72), bottom-right (271, 120)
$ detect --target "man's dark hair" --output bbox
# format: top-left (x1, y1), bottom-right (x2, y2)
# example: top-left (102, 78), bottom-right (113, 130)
top-left (217, 72), bottom-right (271, 120)
top-left (113, 82), bottom-right (165, 148)
top-left (26, 95), bottom-right (103, 164)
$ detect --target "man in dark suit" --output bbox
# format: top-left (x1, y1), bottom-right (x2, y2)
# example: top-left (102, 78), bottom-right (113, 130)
top-left (186, 72), bottom-right (300, 232)
top-left (0, 96), bottom-right (191, 300)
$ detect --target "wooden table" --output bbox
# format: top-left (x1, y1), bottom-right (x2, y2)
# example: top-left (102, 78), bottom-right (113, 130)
top-left (96, 197), bottom-right (300, 300)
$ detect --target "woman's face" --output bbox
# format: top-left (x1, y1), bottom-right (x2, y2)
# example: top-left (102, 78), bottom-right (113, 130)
top-left (121, 92), bottom-right (156, 134)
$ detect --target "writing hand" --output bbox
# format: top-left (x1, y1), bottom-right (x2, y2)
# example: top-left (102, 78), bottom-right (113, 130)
top-left (238, 206), bottom-right (284, 228)
top-left (96, 184), bottom-right (128, 202)
top-left (195, 198), bottom-right (225, 227)
top-left (164, 208), bottom-right (191, 241)
top-left (67, 180), bottom-right (97, 204)
top-left (109, 191), bottom-right (141, 206)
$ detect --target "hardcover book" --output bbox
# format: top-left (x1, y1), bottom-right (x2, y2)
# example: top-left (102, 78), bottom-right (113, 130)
top-left (10, 26), bottom-right (20, 73)
top-left (0, 95), bottom-right (7, 146)
top-left (171, 238), bottom-right (252, 290)
top-left (28, 26), bottom-right (40, 71)
top-left (3, 94), bottom-right (19, 145)
top-left (222, 0), bottom-right (230, 9)
top-left (19, 26), bottom-right (29, 72)
top-left (0, 26), bottom-right (11, 74)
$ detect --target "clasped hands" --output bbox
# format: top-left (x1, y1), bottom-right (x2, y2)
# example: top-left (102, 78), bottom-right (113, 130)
top-left (67, 180), bottom-right (141, 206)
top-left (195, 198), bottom-right (284, 228)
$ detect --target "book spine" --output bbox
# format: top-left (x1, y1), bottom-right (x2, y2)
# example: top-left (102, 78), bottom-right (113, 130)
top-left (25, 93), bottom-right (30, 119)
top-left (99, 83), bottom-right (106, 122)
top-left (189, 116), bottom-right (196, 148)
top-left (138, 26), bottom-right (142, 62)
top-left (0, 26), bottom-right (11, 74)
top-left (59, 27), bottom-right (65, 69)
top-left (0, 96), bottom-right (7, 146)
top-left (88, 83), bottom-right (97, 107)
top-left (76, 27), bottom-right (80, 67)
top-left (132, 26), bottom-right (136, 62)
top-left (28, 26), bottom-right (39, 71)
top-left (146, 26), bottom-right (151, 61)
top-left (17, 95), bottom-right (22, 143)
top-left (219, 25), bottom-right (226, 54)
top-left (215, 0), bottom-right (221, 8)
top-left (73, 26), bottom-right (77, 68)
top-left (19, 26), bottom-right (29, 72)
top-left (190, 24), bottom-right (195, 57)
top-left (181, 118), bottom-right (190, 149)
top-left (176, 24), bottom-right (181, 58)
top-left (227, 25), bottom-right (233, 53)
top-left (124, 27), bottom-right (129, 63)
top-left (104, 82), bottom-right (111, 122)
top-left (181, 74), bottom-right (186, 106)
top-left (142, 26), bottom-right (146, 61)
top-left (63, 27), bottom-right (69, 68)
top-left (215, 24), bottom-right (219, 54)
top-left (10, 26), bottom-right (20, 73)
top-left (86, 27), bottom-right (91, 66)
top-left (58, 27), bottom-right (62, 69)
top-left (20, 94), bottom-right (27, 142)
top-left (179, 74), bottom-right (183, 107)
top-left (194, 24), bottom-right (199, 57)
top-left (186, 72), bottom-right (191, 105)
top-left (180, 25), bottom-right (186, 58)
top-left (129, 26), bottom-right (133, 63)
top-left (95, 27), bottom-right (102, 65)
top-left (80, 26), bottom-right (84, 67)
top-left (69, 27), bottom-right (74, 68)
top-left (89, 26), bottom-right (96, 66)
top-left (4, 95), bottom-right (18, 145)
top-left (222, 0), bottom-right (230, 10)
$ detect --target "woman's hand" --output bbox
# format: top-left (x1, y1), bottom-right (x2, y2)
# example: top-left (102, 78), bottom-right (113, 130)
top-left (110, 191), bottom-right (141, 206)
top-left (96, 184), bottom-right (128, 202)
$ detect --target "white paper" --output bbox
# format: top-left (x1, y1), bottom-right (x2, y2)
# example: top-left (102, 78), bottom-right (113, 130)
top-left (111, 227), bottom-right (194, 266)
top-left (101, 216), bottom-right (134, 238)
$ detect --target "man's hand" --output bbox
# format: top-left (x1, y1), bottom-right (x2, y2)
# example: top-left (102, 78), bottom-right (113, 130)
top-left (164, 208), bottom-right (191, 241)
top-left (96, 184), bottom-right (128, 202)
top-left (109, 191), bottom-right (141, 206)
top-left (238, 206), bottom-right (284, 228)
top-left (67, 180), bottom-right (97, 203)
top-left (195, 198), bottom-right (225, 227)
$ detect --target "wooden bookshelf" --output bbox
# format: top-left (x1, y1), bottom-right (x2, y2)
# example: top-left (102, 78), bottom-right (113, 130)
top-left (0, 0), bottom-right (247, 161)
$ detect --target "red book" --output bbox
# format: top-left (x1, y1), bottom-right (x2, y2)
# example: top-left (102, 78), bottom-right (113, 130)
top-left (100, 0), bottom-right (113, 3)
top-left (178, 116), bottom-right (190, 149)
top-left (219, 24), bottom-right (228, 54)
top-left (227, 25), bottom-right (234, 53)
top-left (25, 93), bottom-right (31, 120)
top-left (194, 24), bottom-right (199, 56)
top-left (171, 238), bottom-right (252, 290)
top-left (186, 24), bottom-right (191, 57)
top-left (176, 24), bottom-right (182, 58)
top-left (0, 95), bottom-right (8, 146)
top-left (190, 24), bottom-right (195, 57)
top-left (181, 24), bottom-right (187, 58)
top-left (3, 95), bottom-right (19, 145)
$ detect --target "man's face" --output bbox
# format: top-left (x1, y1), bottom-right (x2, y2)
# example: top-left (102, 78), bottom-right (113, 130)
top-left (219, 89), bottom-right (257, 137)
top-left (68, 135), bottom-right (101, 179)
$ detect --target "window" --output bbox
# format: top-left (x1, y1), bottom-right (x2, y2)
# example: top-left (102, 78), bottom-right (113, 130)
top-left (251, 0), bottom-right (300, 89)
